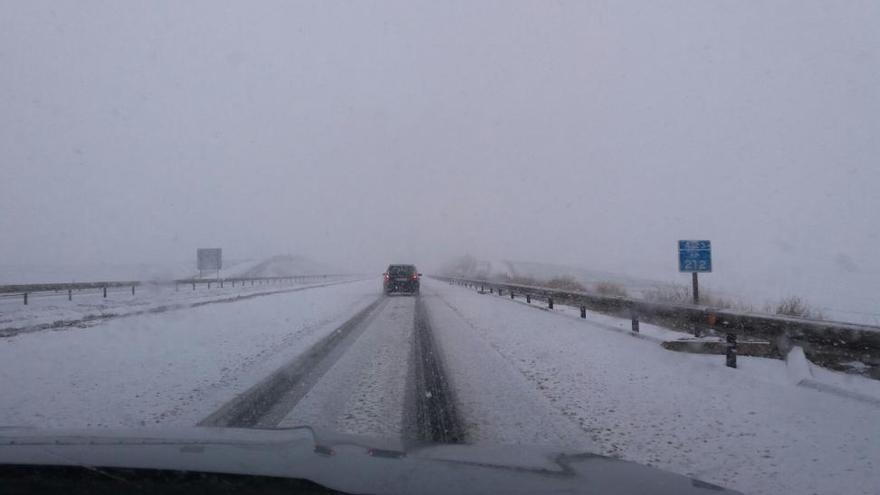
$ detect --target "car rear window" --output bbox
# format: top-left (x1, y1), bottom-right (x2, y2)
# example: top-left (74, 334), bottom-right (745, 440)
top-left (388, 265), bottom-right (415, 276)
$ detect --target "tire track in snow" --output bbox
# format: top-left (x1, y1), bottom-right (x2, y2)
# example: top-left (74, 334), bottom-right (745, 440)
top-left (408, 295), bottom-right (466, 444)
top-left (199, 296), bottom-right (386, 427)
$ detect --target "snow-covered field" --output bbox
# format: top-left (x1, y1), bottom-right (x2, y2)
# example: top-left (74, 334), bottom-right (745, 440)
top-left (0, 255), bottom-right (336, 285)
top-left (0, 276), bottom-right (359, 336)
top-left (0, 262), bottom-right (194, 285)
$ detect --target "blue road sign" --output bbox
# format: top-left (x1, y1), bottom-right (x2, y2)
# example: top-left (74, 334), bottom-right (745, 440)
top-left (678, 240), bottom-right (712, 273)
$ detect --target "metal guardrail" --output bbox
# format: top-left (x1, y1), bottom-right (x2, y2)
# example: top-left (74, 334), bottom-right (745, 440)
top-left (171, 274), bottom-right (346, 289)
top-left (432, 276), bottom-right (880, 356)
top-left (0, 281), bottom-right (142, 295)
top-left (0, 274), bottom-right (355, 305)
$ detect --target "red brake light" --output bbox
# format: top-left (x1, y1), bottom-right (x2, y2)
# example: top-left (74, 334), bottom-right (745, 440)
top-left (412, 273), bottom-right (418, 280)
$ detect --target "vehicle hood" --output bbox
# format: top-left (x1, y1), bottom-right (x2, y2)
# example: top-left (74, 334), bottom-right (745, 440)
top-left (0, 426), bottom-right (740, 494)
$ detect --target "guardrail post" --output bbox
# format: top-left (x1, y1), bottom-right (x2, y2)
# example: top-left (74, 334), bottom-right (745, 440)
top-left (490, 288), bottom-right (493, 294)
top-left (548, 297), bottom-right (553, 309)
top-left (580, 306), bottom-right (586, 318)
top-left (68, 289), bottom-right (72, 301)
top-left (192, 281), bottom-right (196, 290)
top-left (498, 288), bottom-right (503, 296)
top-left (132, 285), bottom-right (135, 295)
top-left (526, 294), bottom-right (531, 303)
top-left (632, 315), bottom-right (640, 333)
top-left (103, 287), bottom-right (107, 298)
top-left (220, 280), bottom-right (224, 288)
top-left (726, 334), bottom-right (737, 368)
top-left (23, 293), bottom-right (28, 305)
top-left (510, 291), bottom-right (515, 299)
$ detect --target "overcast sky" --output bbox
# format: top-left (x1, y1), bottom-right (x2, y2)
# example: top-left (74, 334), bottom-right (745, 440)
top-left (2, 1), bottom-right (878, 307)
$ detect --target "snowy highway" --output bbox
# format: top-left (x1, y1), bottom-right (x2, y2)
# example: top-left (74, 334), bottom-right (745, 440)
top-left (1, 277), bottom-right (878, 495)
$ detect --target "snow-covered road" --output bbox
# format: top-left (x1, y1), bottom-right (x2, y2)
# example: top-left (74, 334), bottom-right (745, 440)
top-left (276, 296), bottom-right (415, 439)
top-left (425, 281), bottom-right (880, 495)
top-left (0, 277), bottom-right (877, 495)
top-left (0, 279), bottom-right (379, 427)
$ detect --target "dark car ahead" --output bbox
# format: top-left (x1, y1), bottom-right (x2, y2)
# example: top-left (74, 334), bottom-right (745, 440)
top-left (383, 264), bottom-right (420, 295)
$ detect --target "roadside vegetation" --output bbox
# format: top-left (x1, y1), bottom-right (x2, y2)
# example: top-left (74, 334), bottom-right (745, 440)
top-left (494, 274), bottom-right (540, 286)
top-left (769, 296), bottom-right (825, 320)
top-left (544, 276), bottom-right (587, 292)
top-left (643, 284), bottom-right (825, 320)
top-left (442, 256), bottom-right (825, 321)
top-left (594, 281), bottom-right (629, 298)
top-left (643, 283), bottom-right (751, 311)
top-left (494, 274), bottom-right (587, 292)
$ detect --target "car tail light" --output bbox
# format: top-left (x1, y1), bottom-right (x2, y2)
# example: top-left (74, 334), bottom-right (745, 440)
top-left (383, 273), bottom-right (389, 281)
top-left (412, 274), bottom-right (419, 281)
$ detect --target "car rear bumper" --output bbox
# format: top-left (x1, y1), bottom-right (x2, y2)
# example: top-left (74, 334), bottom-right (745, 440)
top-left (384, 280), bottom-right (419, 293)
